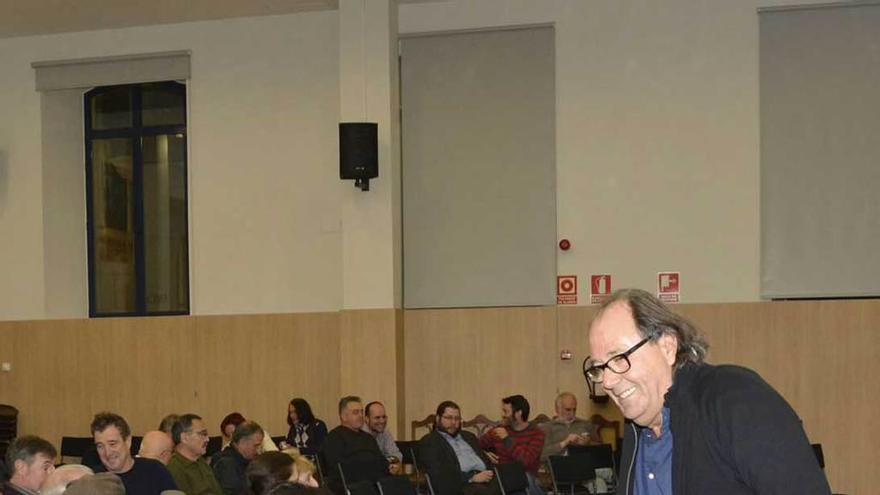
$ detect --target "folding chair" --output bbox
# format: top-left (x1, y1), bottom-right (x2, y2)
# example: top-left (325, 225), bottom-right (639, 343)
top-left (377, 475), bottom-right (417, 495)
top-left (303, 453), bottom-right (325, 486)
top-left (493, 462), bottom-right (529, 495)
top-left (548, 444), bottom-right (615, 495)
top-left (338, 458), bottom-right (387, 495)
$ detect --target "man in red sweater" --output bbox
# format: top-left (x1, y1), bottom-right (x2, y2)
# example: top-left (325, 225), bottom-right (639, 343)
top-left (479, 395), bottom-right (545, 495)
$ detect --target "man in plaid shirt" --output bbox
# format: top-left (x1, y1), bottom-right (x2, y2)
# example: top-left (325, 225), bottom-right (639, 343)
top-left (479, 395), bottom-right (545, 495)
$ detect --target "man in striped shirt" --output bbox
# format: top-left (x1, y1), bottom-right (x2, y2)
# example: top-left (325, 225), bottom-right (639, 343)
top-left (479, 395), bottom-right (545, 495)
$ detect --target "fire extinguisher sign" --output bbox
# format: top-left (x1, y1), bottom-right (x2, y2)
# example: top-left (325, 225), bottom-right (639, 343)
top-left (590, 274), bottom-right (612, 304)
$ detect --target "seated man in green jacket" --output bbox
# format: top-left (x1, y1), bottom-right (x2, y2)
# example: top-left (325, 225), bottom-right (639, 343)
top-left (167, 413), bottom-right (223, 495)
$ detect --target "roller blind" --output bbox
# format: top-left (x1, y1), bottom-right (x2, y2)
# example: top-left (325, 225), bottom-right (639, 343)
top-left (400, 27), bottom-right (556, 308)
top-left (32, 51), bottom-right (190, 91)
top-left (760, 4), bottom-right (880, 299)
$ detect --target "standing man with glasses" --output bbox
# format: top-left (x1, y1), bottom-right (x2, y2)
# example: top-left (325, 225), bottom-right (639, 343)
top-left (586, 288), bottom-right (830, 495)
top-left (167, 413), bottom-right (223, 495)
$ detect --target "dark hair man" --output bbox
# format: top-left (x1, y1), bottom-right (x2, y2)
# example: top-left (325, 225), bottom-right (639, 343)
top-left (479, 395), bottom-right (545, 495)
top-left (586, 288), bottom-right (831, 494)
top-left (90, 412), bottom-right (178, 495)
top-left (212, 420), bottom-right (265, 495)
top-left (2, 435), bottom-right (57, 495)
top-left (321, 396), bottom-right (393, 495)
top-left (418, 401), bottom-right (500, 495)
top-left (167, 413), bottom-right (223, 495)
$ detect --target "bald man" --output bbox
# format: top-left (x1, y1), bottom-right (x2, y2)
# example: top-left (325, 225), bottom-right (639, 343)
top-left (138, 431), bottom-right (174, 465)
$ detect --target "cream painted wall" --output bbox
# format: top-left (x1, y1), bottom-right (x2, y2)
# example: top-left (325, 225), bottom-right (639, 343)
top-left (0, 12), bottom-right (343, 320)
top-left (398, 0), bottom-right (828, 304)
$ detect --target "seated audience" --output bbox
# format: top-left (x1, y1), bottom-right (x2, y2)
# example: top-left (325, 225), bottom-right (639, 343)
top-left (220, 412), bottom-right (278, 453)
top-left (362, 401), bottom-right (403, 463)
top-left (283, 398), bottom-right (328, 456)
top-left (167, 413), bottom-right (223, 495)
top-left (246, 451), bottom-right (317, 495)
top-left (418, 401), bottom-right (499, 495)
top-left (64, 473), bottom-right (126, 495)
top-left (138, 430), bottom-right (174, 465)
top-left (91, 412), bottom-right (178, 495)
top-left (213, 421), bottom-right (265, 495)
top-left (321, 396), bottom-right (392, 495)
top-left (2, 435), bottom-right (57, 495)
top-left (41, 464), bottom-right (94, 495)
top-left (479, 395), bottom-right (544, 495)
top-left (539, 392), bottom-right (599, 461)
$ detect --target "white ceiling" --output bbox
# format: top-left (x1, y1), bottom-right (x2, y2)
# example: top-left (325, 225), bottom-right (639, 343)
top-left (0, 0), bottom-right (340, 39)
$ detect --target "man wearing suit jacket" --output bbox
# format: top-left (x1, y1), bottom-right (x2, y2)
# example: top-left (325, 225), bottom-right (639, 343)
top-left (418, 401), bottom-right (501, 495)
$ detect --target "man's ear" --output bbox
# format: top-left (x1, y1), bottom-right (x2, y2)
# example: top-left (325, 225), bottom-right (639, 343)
top-left (658, 332), bottom-right (679, 365)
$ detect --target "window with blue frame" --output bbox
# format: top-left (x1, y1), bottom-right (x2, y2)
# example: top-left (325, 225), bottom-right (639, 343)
top-left (85, 81), bottom-right (189, 316)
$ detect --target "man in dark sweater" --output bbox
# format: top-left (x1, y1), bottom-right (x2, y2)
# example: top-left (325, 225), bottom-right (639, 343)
top-left (321, 396), bottom-right (393, 495)
top-left (586, 288), bottom-right (831, 495)
top-left (212, 420), bottom-right (265, 495)
top-left (90, 412), bottom-right (178, 495)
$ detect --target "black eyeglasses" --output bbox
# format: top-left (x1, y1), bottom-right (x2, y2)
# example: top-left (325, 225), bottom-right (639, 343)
top-left (583, 335), bottom-right (655, 383)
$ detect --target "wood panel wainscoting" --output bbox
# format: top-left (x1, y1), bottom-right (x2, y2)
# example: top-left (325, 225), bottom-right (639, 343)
top-left (0, 299), bottom-right (876, 493)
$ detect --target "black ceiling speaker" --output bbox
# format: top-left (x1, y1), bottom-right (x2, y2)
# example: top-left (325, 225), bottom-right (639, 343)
top-left (339, 122), bottom-right (378, 191)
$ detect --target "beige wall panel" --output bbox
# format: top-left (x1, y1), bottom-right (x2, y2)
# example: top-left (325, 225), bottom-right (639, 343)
top-left (403, 306), bottom-right (558, 439)
top-left (0, 312), bottom-right (340, 448)
top-left (339, 309), bottom-right (403, 436)
top-left (556, 305), bottom-right (623, 425)
top-left (193, 312), bottom-right (341, 439)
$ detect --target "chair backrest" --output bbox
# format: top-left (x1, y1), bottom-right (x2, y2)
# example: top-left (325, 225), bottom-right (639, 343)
top-left (271, 435), bottom-right (286, 447)
top-left (529, 413), bottom-right (552, 427)
top-left (411, 415), bottom-right (435, 440)
top-left (812, 443), bottom-right (825, 469)
top-left (493, 462), bottom-right (529, 495)
top-left (395, 441), bottom-right (417, 465)
top-left (60, 436), bottom-right (94, 463)
top-left (567, 443), bottom-right (615, 471)
top-left (377, 475), bottom-right (417, 495)
top-left (205, 436), bottom-right (223, 458)
top-left (461, 415), bottom-right (497, 437)
top-left (588, 414), bottom-right (621, 450)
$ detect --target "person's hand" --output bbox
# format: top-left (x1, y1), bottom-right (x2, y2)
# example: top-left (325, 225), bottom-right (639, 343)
top-left (574, 433), bottom-right (591, 445)
top-left (279, 441), bottom-right (290, 450)
top-left (492, 427), bottom-right (508, 440)
top-left (471, 470), bottom-right (494, 483)
top-left (486, 452), bottom-right (500, 464)
top-left (562, 433), bottom-right (581, 448)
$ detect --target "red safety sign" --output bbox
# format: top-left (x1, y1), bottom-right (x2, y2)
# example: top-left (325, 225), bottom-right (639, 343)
top-left (557, 275), bottom-right (577, 305)
top-left (657, 272), bottom-right (680, 303)
top-left (590, 274), bottom-right (612, 304)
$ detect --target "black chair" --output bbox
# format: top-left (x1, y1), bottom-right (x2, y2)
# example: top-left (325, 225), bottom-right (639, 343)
top-left (272, 435), bottom-right (286, 447)
top-left (395, 441), bottom-right (421, 487)
top-left (377, 475), bottom-right (417, 495)
top-left (548, 444), bottom-right (615, 495)
top-left (422, 472), bottom-right (436, 495)
top-left (493, 462), bottom-right (528, 495)
top-left (0, 404), bottom-right (17, 461)
top-left (811, 443), bottom-right (825, 469)
top-left (205, 435), bottom-right (223, 458)
top-left (338, 458), bottom-right (387, 495)
top-left (60, 436), bottom-right (95, 463)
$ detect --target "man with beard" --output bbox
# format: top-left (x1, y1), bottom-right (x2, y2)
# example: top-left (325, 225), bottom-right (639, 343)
top-left (478, 395), bottom-right (544, 495)
top-left (90, 412), bottom-right (178, 495)
top-left (167, 413), bottom-right (223, 495)
top-left (418, 401), bottom-right (500, 495)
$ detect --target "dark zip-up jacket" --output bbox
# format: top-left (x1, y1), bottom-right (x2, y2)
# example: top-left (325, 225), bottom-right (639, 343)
top-left (617, 362), bottom-right (831, 495)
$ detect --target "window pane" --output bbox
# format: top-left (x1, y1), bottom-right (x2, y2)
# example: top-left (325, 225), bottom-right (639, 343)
top-left (142, 134), bottom-right (189, 312)
top-left (90, 86), bottom-right (132, 130)
top-left (142, 82), bottom-right (186, 127)
top-left (90, 138), bottom-right (135, 313)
